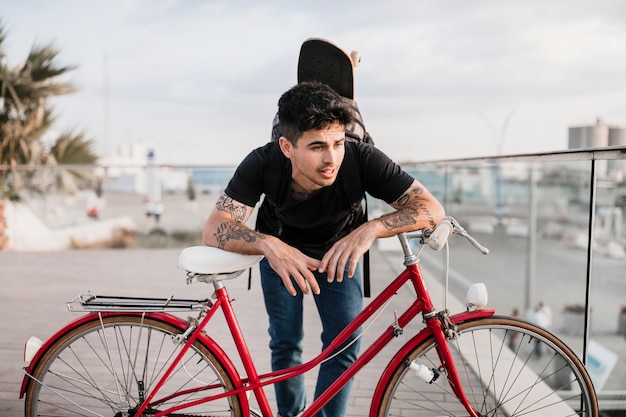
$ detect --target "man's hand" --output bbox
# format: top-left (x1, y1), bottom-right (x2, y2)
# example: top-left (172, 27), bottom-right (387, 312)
top-left (319, 222), bottom-right (378, 283)
top-left (319, 179), bottom-right (446, 283)
top-left (203, 192), bottom-right (321, 296)
top-left (264, 239), bottom-right (321, 296)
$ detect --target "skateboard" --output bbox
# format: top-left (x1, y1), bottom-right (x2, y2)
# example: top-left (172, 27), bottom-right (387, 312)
top-left (297, 37), bottom-right (361, 100)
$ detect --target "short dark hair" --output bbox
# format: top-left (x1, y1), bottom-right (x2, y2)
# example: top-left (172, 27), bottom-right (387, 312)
top-left (277, 81), bottom-right (354, 144)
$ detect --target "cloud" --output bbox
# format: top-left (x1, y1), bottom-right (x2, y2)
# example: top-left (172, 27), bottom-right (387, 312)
top-left (3, 0), bottom-right (626, 164)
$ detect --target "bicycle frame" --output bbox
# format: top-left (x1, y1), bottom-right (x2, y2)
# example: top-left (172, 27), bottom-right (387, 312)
top-left (21, 234), bottom-right (496, 417)
top-left (139, 254), bottom-right (494, 416)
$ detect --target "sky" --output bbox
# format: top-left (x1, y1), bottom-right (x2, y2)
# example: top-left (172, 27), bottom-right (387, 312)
top-left (3, 0), bottom-right (626, 166)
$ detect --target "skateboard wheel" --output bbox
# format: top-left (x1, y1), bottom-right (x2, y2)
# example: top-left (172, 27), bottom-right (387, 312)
top-left (350, 51), bottom-right (361, 67)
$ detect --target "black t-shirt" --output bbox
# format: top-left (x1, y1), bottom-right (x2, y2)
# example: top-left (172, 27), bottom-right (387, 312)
top-left (224, 141), bottom-right (414, 259)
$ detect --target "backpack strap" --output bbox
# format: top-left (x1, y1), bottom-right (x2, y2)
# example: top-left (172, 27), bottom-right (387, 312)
top-left (362, 195), bottom-right (371, 298)
top-left (343, 99), bottom-right (374, 145)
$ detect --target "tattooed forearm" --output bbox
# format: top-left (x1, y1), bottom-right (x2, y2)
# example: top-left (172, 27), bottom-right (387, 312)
top-left (418, 202), bottom-right (436, 228)
top-left (381, 206), bottom-right (419, 230)
top-left (214, 222), bottom-right (265, 249)
top-left (395, 186), bottom-right (424, 206)
top-left (382, 185), bottom-right (436, 231)
top-left (215, 192), bottom-right (247, 222)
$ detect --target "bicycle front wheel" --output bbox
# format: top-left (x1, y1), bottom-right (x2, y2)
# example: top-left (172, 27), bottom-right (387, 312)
top-left (376, 316), bottom-right (598, 416)
top-left (24, 314), bottom-right (243, 417)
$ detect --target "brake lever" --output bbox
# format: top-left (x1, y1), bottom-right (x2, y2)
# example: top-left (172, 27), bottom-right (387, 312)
top-left (450, 220), bottom-right (490, 255)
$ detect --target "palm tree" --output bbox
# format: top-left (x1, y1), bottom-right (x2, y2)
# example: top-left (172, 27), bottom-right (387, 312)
top-left (0, 20), bottom-right (98, 249)
top-left (46, 130), bottom-right (99, 195)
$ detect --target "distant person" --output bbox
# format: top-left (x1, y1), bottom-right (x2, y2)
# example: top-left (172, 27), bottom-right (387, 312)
top-left (143, 199), bottom-right (164, 226)
top-left (86, 190), bottom-right (101, 219)
top-left (508, 307), bottom-right (521, 350)
top-left (202, 82), bottom-right (445, 417)
top-left (532, 300), bottom-right (553, 329)
top-left (532, 300), bottom-right (553, 357)
top-left (87, 206), bottom-right (99, 219)
top-left (144, 198), bottom-right (154, 223)
top-left (153, 201), bottom-right (164, 224)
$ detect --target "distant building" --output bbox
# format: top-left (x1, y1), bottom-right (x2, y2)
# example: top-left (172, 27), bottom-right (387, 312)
top-left (568, 118), bottom-right (626, 180)
top-left (568, 118), bottom-right (626, 149)
top-left (609, 126), bottom-right (626, 148)
top-left (98, 143), bottom-right (189, 194)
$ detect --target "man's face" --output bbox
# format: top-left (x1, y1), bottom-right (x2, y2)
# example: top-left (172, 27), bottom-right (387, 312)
top-left (279, 123), bottom-right (346, 193)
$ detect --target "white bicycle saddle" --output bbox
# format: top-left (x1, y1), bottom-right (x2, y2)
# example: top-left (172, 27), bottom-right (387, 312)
top-left (178, 246), bottom-right (263, 275)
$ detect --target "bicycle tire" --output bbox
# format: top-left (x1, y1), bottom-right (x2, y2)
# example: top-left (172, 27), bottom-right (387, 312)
top-left (24, 314), bottom-right (244, 417)
top-left (375, 316), bottom-right (598, 417)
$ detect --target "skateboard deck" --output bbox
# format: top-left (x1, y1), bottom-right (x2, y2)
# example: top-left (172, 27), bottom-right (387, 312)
top-left (297, 37), bottom-right (360, 100)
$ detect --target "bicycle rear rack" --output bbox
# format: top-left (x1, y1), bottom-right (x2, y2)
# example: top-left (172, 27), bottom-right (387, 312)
top-left (67, 291), bottom-right (211, 312)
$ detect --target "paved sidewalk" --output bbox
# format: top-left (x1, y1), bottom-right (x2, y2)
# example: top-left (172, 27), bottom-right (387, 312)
top-left (0, 243), bottom-right (434, 416)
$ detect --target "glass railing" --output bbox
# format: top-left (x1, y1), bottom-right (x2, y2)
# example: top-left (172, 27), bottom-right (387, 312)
top-left (2, 146), bottom-right (625, 413)
top-left (397, 147), bottom-right (626, 414)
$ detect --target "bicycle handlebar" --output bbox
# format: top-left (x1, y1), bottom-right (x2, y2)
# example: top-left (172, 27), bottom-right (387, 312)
top-left (403, 217), bottom-right (489, 255)
top-left (428, 218), bottom-right (453, 251)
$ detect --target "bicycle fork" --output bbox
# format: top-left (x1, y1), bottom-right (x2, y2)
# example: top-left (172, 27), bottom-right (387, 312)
top-left (424, 310), bottom-right (481, 417)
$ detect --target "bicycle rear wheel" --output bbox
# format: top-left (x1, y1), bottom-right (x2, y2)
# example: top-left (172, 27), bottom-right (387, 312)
top-left (376, 316), bottom-right (598, 416)
top-left (24, 314), bottom-right (243, 417)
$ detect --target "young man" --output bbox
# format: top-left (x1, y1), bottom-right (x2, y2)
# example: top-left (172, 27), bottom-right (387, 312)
top-left (202, 81), bottom-right (445, 416)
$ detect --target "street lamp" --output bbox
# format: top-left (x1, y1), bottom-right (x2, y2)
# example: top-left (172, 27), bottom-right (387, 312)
top-left (479, 110), bottom-right (515, 225)
top-left (495, 111), bottom-right (516, 225)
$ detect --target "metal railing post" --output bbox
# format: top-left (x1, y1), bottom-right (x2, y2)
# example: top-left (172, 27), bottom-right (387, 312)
top-left (582, 157), bottom-right (597, 366)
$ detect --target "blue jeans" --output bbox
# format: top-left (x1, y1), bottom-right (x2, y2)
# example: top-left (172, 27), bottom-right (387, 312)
top-left (259, 258), bottom-right (363, 417)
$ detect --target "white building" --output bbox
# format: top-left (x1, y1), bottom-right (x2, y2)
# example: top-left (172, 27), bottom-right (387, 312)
top-left (568, 118), bottom-right (626, 180)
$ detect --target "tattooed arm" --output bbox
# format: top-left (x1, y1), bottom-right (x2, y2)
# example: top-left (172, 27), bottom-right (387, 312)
top-left (319, 180), bottom-right (445, 282)
top-left (202, 192), bottom-right (260, 250)
top-left (202, 192), bottom-right (321, 296)
top-left (381, 179), bottom-right (443, 232)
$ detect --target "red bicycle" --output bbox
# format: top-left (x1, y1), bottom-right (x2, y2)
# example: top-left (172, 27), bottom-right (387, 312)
top-left (21, 218), bottom-right (598, 416)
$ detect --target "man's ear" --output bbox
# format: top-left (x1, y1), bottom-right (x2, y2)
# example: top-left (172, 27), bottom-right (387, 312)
top-left (278, 136), bottom-right (293, 158)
